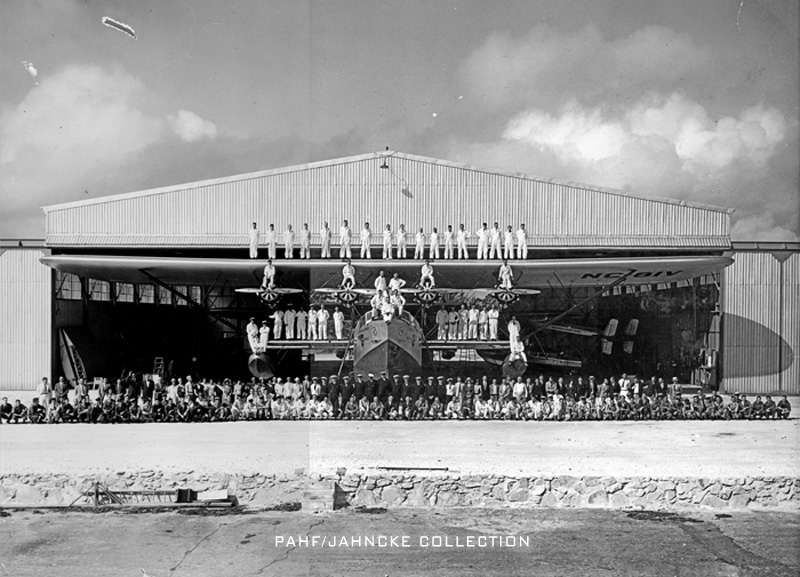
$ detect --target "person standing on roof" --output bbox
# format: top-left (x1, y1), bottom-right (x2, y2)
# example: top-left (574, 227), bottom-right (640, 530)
top-left (283, 225), bottom-right (295, 259)
top-left (265, 224), bottom-right (277, 260)
top-left (516, 223), bottom-right (528, 259)
top-left (299, 223), bottom-right (311, 259)
top-left (489, 222), bottom-right (502, 259)
top-left (504, 225), bottom-right (515, 260)
top-left (457, 224), bottom-right (470, 259)
top-left (382, 224), bottom-right (393, 260)
top-left (414, 227), bottom-right (426, 260)
top-left (360, 222), bottom-right (372, 259)
top-left (443, 225), bottom-right (455, 259)
top-left (476, 223), bottom-right (489, 259)
top-left (320, 221), bottom-right (332, 259)
top-left (395, 224), bottom-right (408, 259)
top-left (429, 227), bottom-right (440, 260)
top-left (248, 222), bottom-right (260, 259)
top-left (340, 220), bottom-right (352, 259)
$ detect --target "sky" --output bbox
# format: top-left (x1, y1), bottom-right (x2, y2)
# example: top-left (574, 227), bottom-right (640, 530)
top-left (1, 0), bottom-right (798, 241)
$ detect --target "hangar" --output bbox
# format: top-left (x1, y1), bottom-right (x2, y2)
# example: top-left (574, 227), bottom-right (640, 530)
top-left (0, 150), bottom-right (797, 393)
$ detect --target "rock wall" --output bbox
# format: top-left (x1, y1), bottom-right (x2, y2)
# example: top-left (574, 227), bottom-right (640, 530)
top-left (1, 471), bottom-right (798, 511)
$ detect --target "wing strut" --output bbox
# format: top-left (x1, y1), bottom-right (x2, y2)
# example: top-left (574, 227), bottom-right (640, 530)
top-left (140, 270), bottom-right (242, 334)
top-left (528, 271), bottom-right (635, 338)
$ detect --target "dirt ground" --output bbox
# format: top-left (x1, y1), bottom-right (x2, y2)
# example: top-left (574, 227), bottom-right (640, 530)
top-left (1, 419), bottom-right (798, 478)
top-left (1, 508), bottom-right (798, 577)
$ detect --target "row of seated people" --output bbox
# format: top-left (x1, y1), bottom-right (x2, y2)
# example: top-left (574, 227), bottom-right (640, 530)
top-left (1, 391), bottom-right (791, 423)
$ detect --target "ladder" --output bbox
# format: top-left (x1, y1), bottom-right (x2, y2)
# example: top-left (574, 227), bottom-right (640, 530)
top-left (153, 357), bottom-right (165, 379)
top-left (70, 345), bottom-right (87, 381)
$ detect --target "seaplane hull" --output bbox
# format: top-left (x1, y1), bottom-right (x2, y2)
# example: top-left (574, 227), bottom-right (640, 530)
top-left (353, 314), bottom-right (423, 376)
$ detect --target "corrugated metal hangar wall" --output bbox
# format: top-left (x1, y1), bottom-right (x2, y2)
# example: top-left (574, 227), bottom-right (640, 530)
top-left (0, 247), bottom-right (52, 391)
top-left (721, 244), bottom-right (799, 395)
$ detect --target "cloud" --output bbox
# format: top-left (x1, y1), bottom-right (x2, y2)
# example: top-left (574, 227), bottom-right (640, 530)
top-left (731, 213), bottom-right (799, 242)
top-left (168, 109), bottom-right (218, 142)
top-left (449, 23), bottom-right (799, 241)
top-left (0, 64), bottom-right (223, 236)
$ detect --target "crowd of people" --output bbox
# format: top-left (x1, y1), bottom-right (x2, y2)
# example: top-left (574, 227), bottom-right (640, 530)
top-left (1, 374), bottom-right (791, 424)
top-left (248, 220), bottom-right (534, 261)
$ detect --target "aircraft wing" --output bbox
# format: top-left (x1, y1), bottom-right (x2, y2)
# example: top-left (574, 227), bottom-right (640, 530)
top-left (235, 287), bottom-right (302, 295)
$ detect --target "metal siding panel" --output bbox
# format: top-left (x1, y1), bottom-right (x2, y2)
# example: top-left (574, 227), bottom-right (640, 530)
top-left (0, 250), bottom-right (52, 391)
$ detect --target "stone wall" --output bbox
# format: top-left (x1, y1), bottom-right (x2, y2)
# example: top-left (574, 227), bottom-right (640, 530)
top-left (1, 471), bottom-right (798, 511)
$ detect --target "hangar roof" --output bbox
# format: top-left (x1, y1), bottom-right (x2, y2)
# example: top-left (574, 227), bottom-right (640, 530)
top-left (43, 150), bottom-right (732, 249)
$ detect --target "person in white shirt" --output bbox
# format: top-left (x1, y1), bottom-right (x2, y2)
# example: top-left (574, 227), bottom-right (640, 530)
top-left (382, 224), bottom-right (393, 260)
top-left (488, 306), bottom-right (500, 340)
top-left (283, 225), bottom-right (295, 259)
top-left (443, 225), bottom-right (455, 259)
top-left (420, 260), bottom-right (435, 288)
top-left (259, 321), bottom-right (270, 350)
top-left (261, 259), bottom-right (276, 289)
top-left (381, 299), bottom-right (395, 322)
top-left (320, 222), bottom-right (332, 259)
top-left (339, 220), bottom-right (352, 259)
top-left (414, 228), bottom-right (425, 260)
top-left (374, 270), bottom-right (387, 293)
top-left (248, 222), bottom-right (260, 259)
top-left (489, 222), bottom-right (502, 259)
top-left (476, 223), bottom-right (489, 259)
top-left (295, 308), bottom-right (308, 339)
top-left (479, 307), bottom-right (489, 340)
top-left (246, 317), bottom-right (260, 353)
top-left (284, 306), bottom-right (297, 339)
top-left (265, 224), bottom-right (277, 259)
top-left (436, 306), bottom-right (449, 340)
top-left (516, 223), bottom-right (528, 259)
top-left (395, 224), bottom-right (408, 259)
top-left (333, 307), bottom-right (345, 339)
top-left (341, 259), bottom-right (356, 288)
top-left (390, 290), bottom-right (406, 317)
top-left (428, 227), bottom-right (440, 260)
top-left (459, 305), bottom-right (469, 339)
top-left (504, 225), bottom-right (515, 260)
top-left (308, 307), bottom-right (319, 340)
top-left (360, 222), bottom-right (372, 259)
top-left (317, 306), bottom-right (330, 339)
top-left (270, 309), bottom-right (284, 339)
top-left (456, 224), bottom-right (469, 259)
top-left (299, 223), bottom-right (311, 259)
top-left (448, 308), bottom-right (460, 340)
top-left (498, 260), bottom-right (514, 289)
top-left (467, 305), bottom-right (480, 339)
top-left (388, 273), bottom-right (406, 293)
top-left (507, 316), bottom-right (521, 343)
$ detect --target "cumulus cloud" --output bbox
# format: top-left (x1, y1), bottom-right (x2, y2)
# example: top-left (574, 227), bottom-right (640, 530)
top-left (168, 109), bottom-right (218, 142)
top-left (451, 24), bottom-right (799, 241)
top-left (0, 64), bottom-right (222, 236)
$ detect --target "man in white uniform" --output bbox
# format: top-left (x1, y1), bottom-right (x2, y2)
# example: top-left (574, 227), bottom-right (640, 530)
top-left (489, 222), bottom-right (502, 259)
top-left (414, 228), bottom-right (425, 260)
top-left (420, 260), bottom-right (435, 288)
top-left (339, 220), bottom-right (352, 259)
top-left (284, 306), bottom-right (297, 340)
top-left (248, 222), bottom-right (260, 259)
top-left (333, 307), bottom-right (345, 339)
top-left (390, 290), bottom-right (406, 317)
top-left (488, 305), bottom-right (500, 340)
top-left (448, 308), bottom-right (460, 340)
top-left (262, 259), bottom-right (276, 289)
top-left (265, 224), bottom-right (277, 259)
top-left (246, 317), bottom-right (260, 353)
top-left (516, 223), bottom-right (528, 259)
top-left (283, 225), bottom-right (295, 259)
top-left (443, 225), bottom-right (455, 259)
top-left (341, 259), bottom-right (356, 288)
top-left (498, 260), bottom-right (514, 289)
top-left (456, 224), bottom-right (469, 259)
top-left (299, 223), bottom-right (311, 259)
top-left (259, 321), bottom-right (270, 351)
top-left (467, 304), bottom-right (480, 339)
top-left (374, 270), bottom-right (388, 293)
top-left (476, 223), bottom-right (489, 259)
top-left (317, 306), bottom-right (330, 340)
top-left (360, 222), bottom-right (372, 259)
top-left (479, 306), bottom-right (489, 340)
top-left (296, 308), bottom-right (308, 340)
top-left (507, 316), bottom-right (521, 343)
top-left (388, 273), bottom-right (406, 293)
top-left (320, 222), bottom-right (332, 258)
top-left (504, 226), bottom-right (515, 260)
top-left (381, 299), bottom-right (395, 322)
top-left (270, 309), bottom-right (284, 339)
top-left (308, 307), bottom-right (319, 340)
top-left (382, 224), bottom-right (393, 260)
top-left (395, 224), bottom-right (408, 259)
top-left (428, 227), bottom-right (440, 260)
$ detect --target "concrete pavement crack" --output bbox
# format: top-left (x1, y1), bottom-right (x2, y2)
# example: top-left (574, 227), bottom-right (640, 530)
top-left (247, 518), bottom-right (327, 576)
top-left (169, 522), bottom-right (226, 575)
